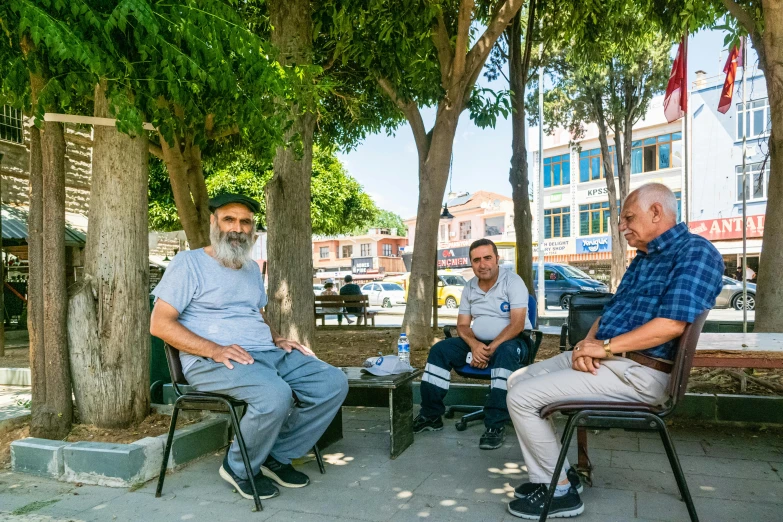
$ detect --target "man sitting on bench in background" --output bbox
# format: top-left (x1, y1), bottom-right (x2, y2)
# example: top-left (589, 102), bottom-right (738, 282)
top-left (413, 238), bottom-right (532, 450)
top-left (504, 183), bottom-right (724, 519)
top-left (338, 274), bottom-right (362, 325)
top-left (150, 193), bottom-right (348, 502)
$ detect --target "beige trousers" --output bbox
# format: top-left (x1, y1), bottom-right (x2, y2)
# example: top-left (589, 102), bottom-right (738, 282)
top-left (506, 351), bottom-right (670, 484)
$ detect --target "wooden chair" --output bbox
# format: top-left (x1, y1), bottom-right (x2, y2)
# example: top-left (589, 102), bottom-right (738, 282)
top-left (155, 343), bottom-right (325, 512)
top-left (536, 310), bottom-right (710, 522)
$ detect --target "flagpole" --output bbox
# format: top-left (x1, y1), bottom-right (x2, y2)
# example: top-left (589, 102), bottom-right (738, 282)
top-left (537, 40), bottom-right (546, 320)
top-left (741, 38), bottom-right (748, 333)
top-left (682, 35), bottom-right (689, 224)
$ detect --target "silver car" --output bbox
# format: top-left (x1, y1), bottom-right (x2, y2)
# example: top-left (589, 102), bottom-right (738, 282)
top-left (715, 276), bottom-right (756, 310)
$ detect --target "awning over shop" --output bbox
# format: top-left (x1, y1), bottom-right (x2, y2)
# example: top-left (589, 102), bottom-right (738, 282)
top-left (2, 204), bottom-right (86, 246)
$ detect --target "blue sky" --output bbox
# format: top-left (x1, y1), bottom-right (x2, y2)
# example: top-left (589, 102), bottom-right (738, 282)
top-left (337, 29), bottom-right (736, 220)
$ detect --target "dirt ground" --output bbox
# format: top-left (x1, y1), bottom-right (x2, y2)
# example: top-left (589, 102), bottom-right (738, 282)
top-left (0, 414), bottom-right (197, 470)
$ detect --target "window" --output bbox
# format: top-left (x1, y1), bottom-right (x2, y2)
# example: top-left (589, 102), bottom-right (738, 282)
top-left (382, 283), bottom-right (404, 291)
top-left (342, 245), bottom-right (353, 258)
top-left (484, 216), bottom-right (505, 236)
top-left (544, 206), bottom-right (571, 239)
top-left (631, 132), bottom-right (682, 174)
top-left (360, 243), bottom-right (371, 256)
top-left (459, 220), bottom-right (472, 240)
top-left (319, 247), bottom-right (329, 259)
top-left (579, 201), bottom-right (619, 235)
top-left (0, 106), bottom-right (23, 144)
top-left (439, 224), bottom-right (449, 242)
top-left (544, 154), bottom-right (571, 187)
top-left (737, 99), bottom-right (770, 140)
top-left (736, 162), bottom-right (770, 202)
top-left (382, 243), bottom-right (392, 256)
top-left (579, 148), bottom-right (603, 182)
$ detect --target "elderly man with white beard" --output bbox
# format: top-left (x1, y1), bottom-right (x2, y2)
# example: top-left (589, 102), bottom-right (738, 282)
top-left (150, 193), bottom-right (348, 503)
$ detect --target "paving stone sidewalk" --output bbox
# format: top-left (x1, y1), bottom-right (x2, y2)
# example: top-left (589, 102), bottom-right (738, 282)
top-left (1, 407), bottom-right (782, 521)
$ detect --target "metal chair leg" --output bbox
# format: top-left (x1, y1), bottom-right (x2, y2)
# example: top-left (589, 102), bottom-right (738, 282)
top-left (313, 445), bottom-right (325, 474)
top-left (654, 416), bottom-right (699, 522)
top-left (227, 402), bottom-right (263, 512)
top-left (155, 404), bottom-right (180, 498)
top-left (539, 414), bottom-right (580, 522)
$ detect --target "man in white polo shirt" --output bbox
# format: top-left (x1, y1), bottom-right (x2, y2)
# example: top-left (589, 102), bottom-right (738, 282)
top-left (414, 239), bottom-right (532, 449)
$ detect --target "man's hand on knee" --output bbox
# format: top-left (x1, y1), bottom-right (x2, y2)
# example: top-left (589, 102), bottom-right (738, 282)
top-left (213, 344), bottom-right (255, 369)
top-left (571, 352), bottom-right (600, 375)
top-left (470, 342), bottom-right (490, 369)
top-left (275, 338), bottom-right (316, 357)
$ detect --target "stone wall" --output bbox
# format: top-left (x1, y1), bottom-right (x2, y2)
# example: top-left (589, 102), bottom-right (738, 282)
top-left (0, 120), bottom-right (93, 215)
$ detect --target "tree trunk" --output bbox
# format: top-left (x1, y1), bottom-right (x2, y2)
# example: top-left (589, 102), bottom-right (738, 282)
top-left (159, 132), bottom-right (210, 248)
top-left (67, 82), bottom-right (150, 427)
top-left (265, 0), bottom-right (316, 348)
top-left (402, 110), bottom-right (459, 348)
top-left (509, 9), bottom-right (534, 293)
top-left (754, 1), bottom-right (783, 331)
top-left (595, 115), bottom-right (625, 291)
top-left (28, 72), bottom-right (73, 438)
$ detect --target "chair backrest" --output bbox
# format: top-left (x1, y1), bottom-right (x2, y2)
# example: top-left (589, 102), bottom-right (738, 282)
top-left (163, 343), bottom-right (189, 394)
top-left (527, 294), bottom-right (537, 329)
top-left (664, 309), bottom-right (710, 410)
top-left (563, 291), bottom-right (614, 349)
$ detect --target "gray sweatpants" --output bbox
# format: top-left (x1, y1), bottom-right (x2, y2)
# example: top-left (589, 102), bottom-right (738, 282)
top-left (184, 349), bottom-right (349, 479)
top-left (506, 351), bottom-right (669, 484)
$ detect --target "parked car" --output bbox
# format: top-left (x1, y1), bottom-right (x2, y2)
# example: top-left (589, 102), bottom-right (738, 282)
top-left (715, 276), bottom-right (756, 310)
top-left (532, 263), bottom-right (609, 309)
top-left (399, 270), bottom-right (467, 308)
top-left (313, 283), bottom-right (324, 295)
top-left (362, 282), bottom-right (406, 308)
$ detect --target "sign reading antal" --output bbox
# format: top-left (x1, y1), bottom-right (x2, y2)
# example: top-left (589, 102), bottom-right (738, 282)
top-left (688, 215), bottom-right (765, 241)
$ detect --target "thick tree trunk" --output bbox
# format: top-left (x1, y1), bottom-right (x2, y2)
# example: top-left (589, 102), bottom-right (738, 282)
top-left (159, 133), bottom-right (210, 248)
top-left (509, 9), bottom-right (534, 293)
top-left (402, 110), bottom-right (459, 348)
top-left (596, 120), bottom-right (625, 291)
top-left (28, 72), bottom-right (73, 439)
top-left (754, 1), bottom-right (783, 331)
top-left (66, 82), bottom-right (150, 427)
top-left (265, 0), bottom-right (316, 347)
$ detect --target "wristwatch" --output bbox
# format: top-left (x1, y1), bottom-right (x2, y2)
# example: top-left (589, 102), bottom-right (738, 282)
top-left (603, 339), bottom-right (614, 358)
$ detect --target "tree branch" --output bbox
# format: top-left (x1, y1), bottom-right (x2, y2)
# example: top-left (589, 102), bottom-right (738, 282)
top-left (149, 143), bottom-right (164, 160)
top-left (451, 0), bottom-right (475, 80)
top-left (464, 0), bottom-right (525, 82)
top-left (377, 77), bottom-right (429, 157)
top-left (433, 11), bottom-right (454, 88)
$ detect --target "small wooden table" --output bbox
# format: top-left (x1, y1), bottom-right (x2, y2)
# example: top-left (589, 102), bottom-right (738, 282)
top-left (338, 367), bottom-right (423, 459)
top-left (695, 333), bottom-right (783, 368)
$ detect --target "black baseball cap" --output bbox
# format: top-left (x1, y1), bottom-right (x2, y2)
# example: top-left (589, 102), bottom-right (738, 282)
top-left (208, 193), bottom-right (261, 214)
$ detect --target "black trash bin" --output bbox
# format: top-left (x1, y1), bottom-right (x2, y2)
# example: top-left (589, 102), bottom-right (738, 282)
top-left (150, 294), bottom-right (171, 403)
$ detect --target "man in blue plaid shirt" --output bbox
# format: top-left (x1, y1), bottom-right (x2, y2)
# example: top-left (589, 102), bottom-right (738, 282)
top-left (505, 183), bottom-right (724, 520)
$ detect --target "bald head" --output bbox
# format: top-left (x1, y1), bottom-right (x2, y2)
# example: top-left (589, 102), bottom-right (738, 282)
top-left (620, 183), bottom-right (679, 253)
top-left (629, 183), bottom-right (678, 220)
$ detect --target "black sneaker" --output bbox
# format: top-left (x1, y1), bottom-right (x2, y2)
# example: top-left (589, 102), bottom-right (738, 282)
top-left (413, 414), bottom-right (443, 433)
top-left (219, 455), bottom-right (279, 500)
top-left (514, 467), bottom-right (584, 499)
top-left (479, 426), bottom-right (505, 450)
top-left (507, 485), bottom-right (584, 519)
top-left (261, 455), bottom-right (310, 488)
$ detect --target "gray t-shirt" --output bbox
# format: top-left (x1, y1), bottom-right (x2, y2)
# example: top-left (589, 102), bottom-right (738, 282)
top-left (458, 269), bottom-right (532, 340)
top-left (152, 249), bottom-right (276, 373)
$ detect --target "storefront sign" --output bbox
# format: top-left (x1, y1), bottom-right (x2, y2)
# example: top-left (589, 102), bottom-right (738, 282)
top-left (576, 236), bottom-right (611, 254)
top-left (548, 192), bottom-right (563, 203)
top-left (688, 216), bottom-right (765, 241)
top-left (437, 246), bottom-right (470, 268)
top-left (352, 257), bottom-right (373, 274)
top-left (541, 238), bottom-right (575, 256)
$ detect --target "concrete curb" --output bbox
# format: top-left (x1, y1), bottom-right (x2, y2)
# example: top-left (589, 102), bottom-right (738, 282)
top-left (0, 367), bottom-right (31, 386)
top-left (11, 412), bottom-right (229, 487)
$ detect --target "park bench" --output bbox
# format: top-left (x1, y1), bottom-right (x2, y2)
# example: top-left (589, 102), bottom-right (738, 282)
top-left (693, 332), bottom-right (783, 393)
top-left (314, 294), bottom-right (377, 326)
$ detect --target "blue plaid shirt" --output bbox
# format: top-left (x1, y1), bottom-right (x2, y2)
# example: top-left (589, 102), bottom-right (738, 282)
top-left (596, 222), bottom-right (724, 360)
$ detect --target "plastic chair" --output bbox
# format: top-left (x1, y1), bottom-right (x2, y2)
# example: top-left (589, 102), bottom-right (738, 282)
top-left (155, 343), bottom-right (325, 512)
top-left (444, 294), bottom-right (543, 431)
top-left (536, 310), bottom-right (710, 522)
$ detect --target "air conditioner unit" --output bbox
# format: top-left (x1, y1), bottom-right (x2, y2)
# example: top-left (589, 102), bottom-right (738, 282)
top-left (449, 231), bottom-right (457, 237)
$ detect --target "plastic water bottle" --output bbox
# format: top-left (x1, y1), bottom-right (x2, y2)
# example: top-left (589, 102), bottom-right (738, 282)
top-left (397, 333), bottom-right (410, 364)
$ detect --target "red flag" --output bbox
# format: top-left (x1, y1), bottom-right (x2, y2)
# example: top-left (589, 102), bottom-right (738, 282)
top-left (718, 41), bottom-right (742, 114)
top-left (664, 37), bottom-right (688, 122)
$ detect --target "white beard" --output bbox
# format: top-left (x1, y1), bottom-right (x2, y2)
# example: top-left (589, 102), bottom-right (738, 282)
top-left (210, 223), bottom-right (255, 269)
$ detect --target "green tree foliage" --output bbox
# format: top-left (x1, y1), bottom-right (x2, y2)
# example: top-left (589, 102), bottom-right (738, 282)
top-left (148, 147), bottom-right (378, 235)
top-left (352, 210), bottom-right (408, 236)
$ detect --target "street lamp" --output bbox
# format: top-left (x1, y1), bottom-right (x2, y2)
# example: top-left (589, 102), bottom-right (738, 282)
top-left (440, 204), bottom-right (454, 220)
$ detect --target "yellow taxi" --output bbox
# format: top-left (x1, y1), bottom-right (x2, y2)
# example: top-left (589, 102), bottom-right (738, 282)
top-left (394, 270), bottom-right (468, 309)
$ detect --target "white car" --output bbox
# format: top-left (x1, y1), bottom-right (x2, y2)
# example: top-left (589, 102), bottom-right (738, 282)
top-left (361, 282), bottom-right (406, 308)
top-left (313, 284), bottom-right (324, 295)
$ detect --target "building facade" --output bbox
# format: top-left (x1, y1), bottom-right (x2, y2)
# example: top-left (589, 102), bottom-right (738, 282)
top-left (688, 70), bottom-right (768, 278)
top-left (311, 228), bottom-right (408, 284)
top-left (530, 95), bottom-right (685, 282)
